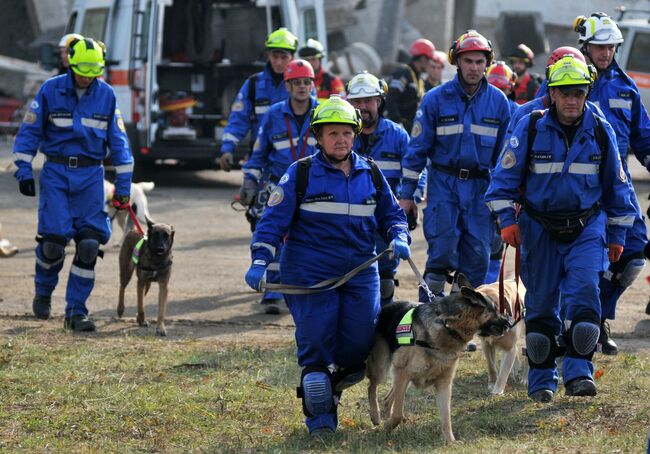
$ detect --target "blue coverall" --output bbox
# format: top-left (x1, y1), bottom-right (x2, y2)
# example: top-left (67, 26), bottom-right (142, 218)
top-left (485, 104), bottom-right (636, 394)
top-left (353, 117), bottom-right (410, 303)
top-left (588, 60), bottom-right (650, 320)
top-left (13, 72), bottom-right (132, 317)
top-left (220, 63), bottom-right (289, 156)
top-left (401, 75), bottom-right (511, 294)
top-left (243, 96), bottom-right (319, 303)
top-left (250, 151), bottom-right (409, 433)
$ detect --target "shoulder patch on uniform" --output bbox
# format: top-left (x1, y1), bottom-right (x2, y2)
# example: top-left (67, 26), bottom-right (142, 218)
top-left (618, 161), bottom-right (627, 182)
top-left (30, 100), bottom-right (39, 110)
top-left (23, 111), bottom-right (36, 124)
top-left (267, 186), bottom-right (284, 207)
top-left (411, 121), bottom-right (422, 137)
top-left (501, 150), bottom-right (516, 169)
top-left (415, 109), bottom-right (423, 118)
top-left (117, 116), bottom-right (126, 132)
top-left (232, 101), bottom-right (244, 112)
top-left (509, 136), bottom-right (520, 149)
top-left (279, 173), bottom-right (290, 185)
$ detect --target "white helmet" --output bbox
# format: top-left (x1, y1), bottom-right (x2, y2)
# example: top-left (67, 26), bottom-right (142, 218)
top-left (574, 13), bottom-right (624, 45)
top-left (58, 33), bottom-right (83, 48)
top-left (345, 71), bottom-right (388, 100)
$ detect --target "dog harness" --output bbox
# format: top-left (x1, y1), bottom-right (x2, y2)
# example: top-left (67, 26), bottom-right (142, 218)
top-left (396, 308), bottom-right (416, 346)
top-left (131, 237), bottom-right (146, 265)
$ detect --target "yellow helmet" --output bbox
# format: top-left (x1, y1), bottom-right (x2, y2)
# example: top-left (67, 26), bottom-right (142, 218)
top-left (68, 38), bottom-right (105, 77)
top-left (310, 96), bottom-right (362, 134)
top-left (547, 55), bottom-right (595, 90)
top-left (265, 27), bottom-right (298, 53)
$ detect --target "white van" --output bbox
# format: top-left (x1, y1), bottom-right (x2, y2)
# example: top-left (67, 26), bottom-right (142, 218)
top-left (64, 0), bottom-right (326, 175)
top-left (617, 16), bottom-right (650, 109)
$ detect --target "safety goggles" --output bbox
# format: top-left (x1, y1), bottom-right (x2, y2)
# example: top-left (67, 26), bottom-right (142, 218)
top-left (487, 74), bottom-right (512, 89)
top-left (313, 104), bottom-right (358, 124)
top-left (347, 84), bottom-right (381, 99)
top-left (71, 62), bottom-right (104, 76)
top-left (589, 30), bottom-right (623, 44)
top-left (548, 68), bottom-right (591, 86)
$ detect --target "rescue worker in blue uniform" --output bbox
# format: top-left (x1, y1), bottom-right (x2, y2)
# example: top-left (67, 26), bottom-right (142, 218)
top-left (240, 59), bottom-right (319, 314)
top-left (574, 12), bottom-right (650, 355)
top-left (218, 27), bottom-right (298, 171)
top-left (400, 30), bottom-right (511, 297)
top-left (13, 37), bottom-right (133, 331)
top-left (486, 56), bottom-right (636, 401)
top-left (346, 71), bottom-right (411, 306)
top-left (484, 61), bottom-right (519, 283)
top-left (244, 96), bottom-right (410, 436)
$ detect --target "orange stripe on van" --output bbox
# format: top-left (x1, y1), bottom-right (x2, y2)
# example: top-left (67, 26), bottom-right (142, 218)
top-left (627, 71), bottom-right (650, 89)
top-left (108, 69), bottom-right (129, 86)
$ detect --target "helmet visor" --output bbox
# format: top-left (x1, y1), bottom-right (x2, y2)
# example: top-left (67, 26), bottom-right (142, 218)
top-left (313, 104), bottom-right (357, 125)
top-left (548, 67), bottom-right (591, 87)
top-left (347, 84), bottom-right (381, 99)
top-left (591, 29), bottom-right (624, 44)
top-left (72, 61), bottom-right (104, 76)
top-left (487, 74), bottom-right (512, 89)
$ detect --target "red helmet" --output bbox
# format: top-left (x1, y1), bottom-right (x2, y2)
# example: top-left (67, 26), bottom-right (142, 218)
top-left (486, 61), bottom-right (517, 91)
top-left (284, 59), bottom-right (315, 81)
top-left (546, 46), bottom-right (586, 67)
top-left (410, 38), bottom-right (436, 60)
top-left (448, 30), bottom-right (494, 65)
top-left (432, 50), bottom-right (447, 67)
top-left (509, 43), bottom-right (535, 67)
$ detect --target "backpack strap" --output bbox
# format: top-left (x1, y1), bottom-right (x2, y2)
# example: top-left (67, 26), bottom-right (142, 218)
top-left (526, 110), bottom-right (545, 170)
top-left (592, 115), bottom-right (609, 157)
top-left (247, 73), bottom-right (258, 121)
top-left (363, 156), bottom-right (384, 194)
top-left (295, 155), bottom-right (314, 202)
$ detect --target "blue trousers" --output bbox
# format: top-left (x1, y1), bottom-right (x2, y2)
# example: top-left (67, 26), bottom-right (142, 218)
top-left (35, 162), bottom-right (110, 317)
top-left (599, 190), bottom-right (648, 319)
top-left (283, 267), bottom-right (380, 433)
top-left (520, 211), bottom-right (606, 394)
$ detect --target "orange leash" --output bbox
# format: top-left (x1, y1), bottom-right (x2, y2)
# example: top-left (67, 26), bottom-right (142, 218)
top-left (498, 243), bottom-right (522, 324)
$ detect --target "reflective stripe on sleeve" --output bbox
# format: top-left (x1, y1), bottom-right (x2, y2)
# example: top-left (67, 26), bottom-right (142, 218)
top-left (14, 152), bottom-right (34, 163)
top-left (609, 99), bottom-right (632, 110)
top-left (607, 215), bottom-right (635, 226)
top-left (252, 242), bottom-right (276, 256)
top-left (300, 201), bottom-right (376, 216)
top-left (243, 168), bottom-right (262, 179)
top-left (254, 105), bottom-right (270, 115)
top-left (487, 199), bottom-right (515, 212)
top-left (115, 163), bottom-right (134, 174)
top-left (402, 168), bottom-right (420, 180)
top-left (222, 132), bottom-right (240, 143)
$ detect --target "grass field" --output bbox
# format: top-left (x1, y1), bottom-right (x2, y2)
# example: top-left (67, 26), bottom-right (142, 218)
top-left (0, 329), bottom-right (648, 453)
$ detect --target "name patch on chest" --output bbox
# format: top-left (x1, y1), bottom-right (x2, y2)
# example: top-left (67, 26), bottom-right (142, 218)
top-left (482, 117), bottom-right (501, 125)
top-left (380, 152), bottom-right (400, 160)
top-left (590, 154), bottom-right (602, 162)
top-left (303, 193), bottom-right (334, 203)
top-left (532, 153), bottom-right (552, 161)
top-left (438, 115), bottom-right (458, 124)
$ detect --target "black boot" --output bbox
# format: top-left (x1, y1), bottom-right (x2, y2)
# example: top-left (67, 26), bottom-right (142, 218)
top-left (64, 314), bottom-right (96, 332)
top-left (565, 377), bottom-right (597, 397)
top-left (598, 319), bottom-right (619, 356)
top-left (32, 295), bottom-right (51, 320)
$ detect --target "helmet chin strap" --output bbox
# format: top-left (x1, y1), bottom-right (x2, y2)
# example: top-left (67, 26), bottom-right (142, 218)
top-left (321, 148), bottom-right (352, 164)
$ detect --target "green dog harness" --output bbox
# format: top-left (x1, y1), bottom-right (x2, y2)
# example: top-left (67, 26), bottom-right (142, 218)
top-left (396, 308), bottom-right (415, 346)
top-left (131, 237), bottom-right (146, 265)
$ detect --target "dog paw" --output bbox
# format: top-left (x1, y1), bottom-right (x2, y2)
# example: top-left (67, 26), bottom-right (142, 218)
top-left (156, 326), bottom-right (167, 337)
top-left (384, 417), bottom-right (402, 432)
top-left (137, 314), bottom-right (149, 327)
top-left (117, 308), bottom-right (124, 318)
top-left (490, 388), bottom-right (505, 396)
top-left (370, 415), bottom-right (381, 426)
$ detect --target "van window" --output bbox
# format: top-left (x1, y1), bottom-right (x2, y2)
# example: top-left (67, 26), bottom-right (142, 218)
top-left (628, 31), bottom-right (650, 73)
top-left (81, 8), bottom-right (109, 41)
top-left (66, 12), bottom-right (77, 34)
top-left (302, 7), bottom-right (318, 41)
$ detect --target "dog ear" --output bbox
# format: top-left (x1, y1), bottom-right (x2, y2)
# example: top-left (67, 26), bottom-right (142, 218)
top-left (170, 226), bottom-right (175, 243)
top-left (455, 273), bottom-right (472, 289)
top-left (460, 287), bottom-right (489, 308)
top-left (145, 214), bottom-right (154, 230)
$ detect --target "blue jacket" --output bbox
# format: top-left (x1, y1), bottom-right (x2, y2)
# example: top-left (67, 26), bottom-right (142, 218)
top-left (250, 151), bottom-right (410, 279)
top-left (220, 63), bottom-right (289, 155)
top-left (13, 71), bottom-right (132, 195)
top-left (243, 97), bottom-right (318, 182)
top-left (486, 104), bottom-right (636, 246)
top-left (353, 117), bottom-right (410, 195)
top-left (588, 59), bottom-right (650, 169)
top-left (400, 75), bottom-right (511, 198)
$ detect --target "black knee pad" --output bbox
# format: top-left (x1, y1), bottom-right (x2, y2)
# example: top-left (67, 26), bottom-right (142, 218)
top-left (564, 311), bottom-right (600, 361)
top-left (297, 365), bottom-right (335, 417)
top-left (38, 234), bottom-right (67, 263)
top-left (74, 229), bottom-right (104, 268)
top-left (380, 279), bottom-right (395, 301)
top-left (525, 321), bottom-right (557, 369)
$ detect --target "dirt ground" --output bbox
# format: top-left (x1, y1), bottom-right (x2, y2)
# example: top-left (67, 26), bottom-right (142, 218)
top-left (1, 140), bottom-right (649, 355)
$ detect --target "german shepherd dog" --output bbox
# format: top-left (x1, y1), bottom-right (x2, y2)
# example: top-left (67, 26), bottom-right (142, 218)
top-left (366, 274), bottom-right (510, 443)
top-left (117, 217), bottom-right (174, 336)
top-left (476, 281), bottom-right (528, 395)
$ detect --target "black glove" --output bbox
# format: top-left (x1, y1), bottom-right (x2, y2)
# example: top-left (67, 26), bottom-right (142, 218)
top-left (19, 179), bottom-right (35, 197)
top-left (112, 194), bottom-right (130, 210)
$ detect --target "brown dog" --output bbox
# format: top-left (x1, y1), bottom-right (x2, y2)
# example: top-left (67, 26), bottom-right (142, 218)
top-left (476, 281), bottom-right (528, 395)
top-left (117, 217), bottom-right (174, 336)
top-left (366, 274), bottom-right (510, 443)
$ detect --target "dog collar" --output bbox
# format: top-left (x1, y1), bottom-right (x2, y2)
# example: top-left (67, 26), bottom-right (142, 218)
top-left (131, 237), bottom-right (146, 265)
